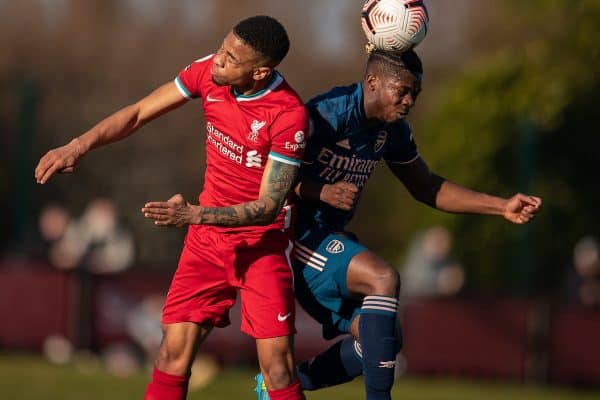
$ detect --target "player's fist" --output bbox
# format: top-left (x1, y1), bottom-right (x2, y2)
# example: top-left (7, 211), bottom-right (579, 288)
top-left (503, 193), bottom-right (542, 224)
top-left (35, 138), bottom-right (85, 184)
top-left (321, 181), bottom-right (359, 211)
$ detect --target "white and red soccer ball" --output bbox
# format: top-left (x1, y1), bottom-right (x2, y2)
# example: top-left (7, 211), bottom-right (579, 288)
top-left (361, 0), bottom-right (429, 53)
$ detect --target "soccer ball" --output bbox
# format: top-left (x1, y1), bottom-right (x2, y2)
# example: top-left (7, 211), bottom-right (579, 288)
top-left (361, 0), bottom-right (429, 53)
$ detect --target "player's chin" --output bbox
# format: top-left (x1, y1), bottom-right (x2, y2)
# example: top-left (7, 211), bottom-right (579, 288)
top-left (387, 112), bottom-right (407, 123)
top-left (211, 74), bottom-right (227, 87)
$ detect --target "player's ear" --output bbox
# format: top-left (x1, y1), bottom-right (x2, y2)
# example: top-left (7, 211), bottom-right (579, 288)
top-left (253, 66), bottom-right (272, 81)
top-left (366, 72), bottom-right (379, 91)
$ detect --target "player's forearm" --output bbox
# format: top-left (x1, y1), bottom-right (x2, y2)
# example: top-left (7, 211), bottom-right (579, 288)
top-left (194, 197), bottom-right (279, 227)
top-left (434, 180), bottom-right (508, 216)
top-left (195, 160), bottom-right (298, 227)
top-left (295, 179), bottom-right (325, 203)
top-left (77, 104), bottom-right (144, 154)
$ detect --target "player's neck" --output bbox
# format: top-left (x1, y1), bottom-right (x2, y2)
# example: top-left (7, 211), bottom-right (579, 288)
top-left (232, 72), bottom-right (276, 96)
top-left (362, 96), bottom-right (384, 127)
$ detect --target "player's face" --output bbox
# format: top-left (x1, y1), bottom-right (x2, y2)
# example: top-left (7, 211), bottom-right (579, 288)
top-left (372, 70), bottom-right (421, 123)
top-left (211, 31), bottom-right (266, 90)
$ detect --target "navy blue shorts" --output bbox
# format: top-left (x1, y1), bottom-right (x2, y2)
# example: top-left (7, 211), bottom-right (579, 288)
top-left (292, 224), bottom-right (367, 340)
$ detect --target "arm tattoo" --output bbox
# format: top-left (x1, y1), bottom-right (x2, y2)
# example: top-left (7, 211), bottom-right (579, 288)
top-left (197, 160), bottom-right (299, 227)
top-left (198, 206), bottom-right (239, 225)
top-left (266, 160), bottom-right (296, 210)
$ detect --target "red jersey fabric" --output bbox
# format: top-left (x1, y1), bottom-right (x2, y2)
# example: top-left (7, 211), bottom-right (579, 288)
top-left (163, 55), bottom-right (307, 338)
top-left (175, 54), bottom-right (308, 235)
top-left (163, 225), bottom-right (296, 338)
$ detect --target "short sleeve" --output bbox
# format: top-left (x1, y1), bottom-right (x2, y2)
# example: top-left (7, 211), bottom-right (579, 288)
top-left (174, 54), bottom-right (213, 100)
top-left (383, 120), bottom-right (419, 164)
top-left (268, 106), bottom-right (309, 167)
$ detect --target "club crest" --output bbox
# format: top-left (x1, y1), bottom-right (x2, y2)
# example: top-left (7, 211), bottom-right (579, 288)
top-left (248, 120), bottom-right (266, 142)
top-left (325, 239), bottom-right (345, 254)
top-left (374, 130), bottom-right (388, 152)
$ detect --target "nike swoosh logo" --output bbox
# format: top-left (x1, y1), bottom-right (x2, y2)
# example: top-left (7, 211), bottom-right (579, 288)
top-left (206, 94), bottom-right (224, 102)
top-left (277, 312), bottom-right (292, 322)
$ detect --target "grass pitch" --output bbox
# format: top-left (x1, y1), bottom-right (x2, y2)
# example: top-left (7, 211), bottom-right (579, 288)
top-left (1, 353), bottom-right (598, 400)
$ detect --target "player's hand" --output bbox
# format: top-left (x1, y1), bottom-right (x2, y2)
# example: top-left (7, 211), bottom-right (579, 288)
top-left (142, 193), bottom-right (198, 227)
top-left (320, 181), bottom-right (359, 211)
top-left (35, 138), bottom-right (84, 184)
top-left (503, 193), bottom-right (542, 224)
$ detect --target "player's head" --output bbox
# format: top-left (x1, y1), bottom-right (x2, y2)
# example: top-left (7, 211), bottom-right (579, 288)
top-left (363, 49), bottom-right (423, 123)
top-left (211, 16), bottom-right (290, 90)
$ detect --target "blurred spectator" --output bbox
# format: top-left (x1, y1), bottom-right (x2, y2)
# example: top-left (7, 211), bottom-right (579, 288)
top-left (400, 226), bottom-right (465, 298)
top-left (567, 236), bottom-right (600, 307)
top-left (125, 294), bottom-right (164, 359)
top-left (40, 198), bottom-right (134, 274)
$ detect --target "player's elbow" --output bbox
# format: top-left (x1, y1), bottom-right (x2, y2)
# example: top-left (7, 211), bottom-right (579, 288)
top-left (250, 198), bottom-right (280, 226)
top-left (411, 190), bottom-right (437, 208)
top-left (260, 207), bottom-right (280, 225)
top-left (413, 174), bottom-right (444, 208)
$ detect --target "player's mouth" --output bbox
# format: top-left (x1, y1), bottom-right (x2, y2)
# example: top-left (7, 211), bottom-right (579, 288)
top-left (211, 64), bottom-right (226, 86)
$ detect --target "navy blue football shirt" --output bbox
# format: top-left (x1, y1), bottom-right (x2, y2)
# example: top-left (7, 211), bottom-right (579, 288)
top-left (298, 83), bottom-right (419, 231)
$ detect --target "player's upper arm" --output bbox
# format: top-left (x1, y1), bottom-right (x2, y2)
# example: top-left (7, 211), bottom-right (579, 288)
top-left (135, 55), bottom-right (213, 125)
top-left (386, 156), bottom-right (444, 207)
top-left (135, 81), bottom-right (189, 125)
top-left (258, 157), bottom-right (300, 219)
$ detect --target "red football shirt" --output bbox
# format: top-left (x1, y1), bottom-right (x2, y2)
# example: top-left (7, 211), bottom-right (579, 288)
top-left (174, 55), bottom-right (308, 233)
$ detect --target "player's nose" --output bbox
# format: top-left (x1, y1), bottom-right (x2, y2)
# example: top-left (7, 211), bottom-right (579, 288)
top-left (213, 53), bottom-right (225, 68)
top-left (401, 93), bottom-right (415, 108)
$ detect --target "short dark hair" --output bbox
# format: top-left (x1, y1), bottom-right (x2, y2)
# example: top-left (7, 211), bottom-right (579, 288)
top-left (366, 49), bottom-right (423, 80)
top-left (233, 15), bottom-right (290, 66)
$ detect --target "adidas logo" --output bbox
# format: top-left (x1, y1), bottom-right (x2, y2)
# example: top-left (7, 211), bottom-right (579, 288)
top-left (336, 138), bottom-right (351, 149)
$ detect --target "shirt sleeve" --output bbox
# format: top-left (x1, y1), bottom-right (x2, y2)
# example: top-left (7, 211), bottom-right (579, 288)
top-left (268, 106), bottom-right (309, 167)
top-left (383, 120), bottom-right (420, 164)
top-left (174, 54), bottom-right (213, 100)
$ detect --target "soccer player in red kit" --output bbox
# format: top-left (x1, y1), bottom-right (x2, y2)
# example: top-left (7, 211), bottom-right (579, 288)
top-left (35, 16), bottom-right (308, 400)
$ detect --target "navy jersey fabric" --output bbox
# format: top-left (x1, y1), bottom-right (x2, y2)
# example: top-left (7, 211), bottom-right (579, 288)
top-left (297, 83), bottom-right (419, 231)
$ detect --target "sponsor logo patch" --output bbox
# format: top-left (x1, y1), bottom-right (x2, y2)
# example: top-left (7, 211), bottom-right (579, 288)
top-left (245, 150), bottom-right (262, 167)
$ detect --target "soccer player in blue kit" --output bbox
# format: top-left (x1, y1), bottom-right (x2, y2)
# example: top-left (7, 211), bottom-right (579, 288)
top-left (256, 49), bottom-right (542, 400)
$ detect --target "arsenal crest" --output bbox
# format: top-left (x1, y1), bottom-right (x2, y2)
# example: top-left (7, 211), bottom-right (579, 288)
top-left (374, 130), bottom-right (388, 152)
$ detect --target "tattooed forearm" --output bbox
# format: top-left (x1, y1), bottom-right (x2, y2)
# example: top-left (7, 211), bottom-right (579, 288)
top-left (241, 201), bottom-right (269, 223)
top-left (198, 199), bottom-right (273, 226)
top-left (195, 160), bottom-right (299, 227)
top-left (198, 206), bottom-right (240, 225)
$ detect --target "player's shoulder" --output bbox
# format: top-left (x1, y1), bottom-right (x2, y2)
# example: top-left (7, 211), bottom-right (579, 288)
top-left (306, 83), bottom-right (361, 126)
top-left (385, 118), bottom-right (415, 148)
top-left (181, 54), bottom-right (214, 74)
top-left (268, 72), bottom-right (305, 109)
top-left (306, 83), bottom-right (361, 110)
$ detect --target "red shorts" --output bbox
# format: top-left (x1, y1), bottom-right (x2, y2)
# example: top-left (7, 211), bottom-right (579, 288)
top-left (162, 225), bottom-right (296, 339)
